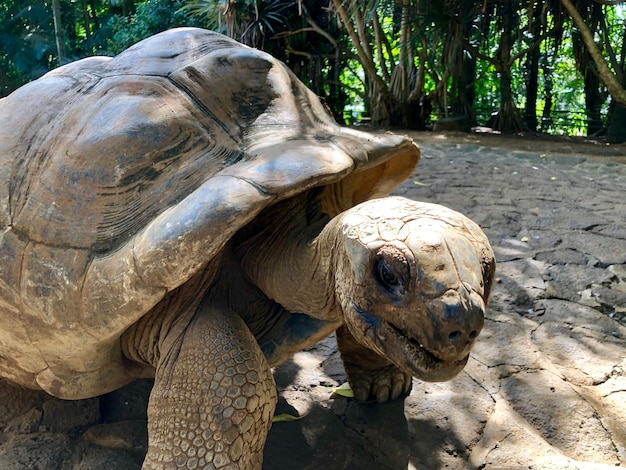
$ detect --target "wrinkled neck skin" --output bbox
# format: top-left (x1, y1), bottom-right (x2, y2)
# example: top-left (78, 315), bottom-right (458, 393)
top-left (122, 192), bottom-right (346, 375)
top-left (234, 191), bottom-right (343, 322)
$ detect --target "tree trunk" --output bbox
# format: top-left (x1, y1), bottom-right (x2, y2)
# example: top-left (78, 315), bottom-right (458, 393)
top-left (89, 0), bottom-right (100, 30)
top-left (584, 72), bottom-right (604, 135)
top-left (607, 103), bottom-right (626, 143)
top-left (571, 1), bottom-right (605, 136)
top-left (51, 0), bottom-right (66, 64)
top-left (540, 20), bottom-right (564, 132)
top-left (523, 6), bottom-right (542, 132)
top-left (459, 49), bottom-right (476, 121)
top-left (496, 69), bottom-right (524, 133)
top-left (389, 0), bottom-right (414, 128)
top-left (541, 53), bottom-right (554, 131)
top-left (81, 0), bottom-right (92, 44)
top-left (495, 0), bottom-right (523, 133)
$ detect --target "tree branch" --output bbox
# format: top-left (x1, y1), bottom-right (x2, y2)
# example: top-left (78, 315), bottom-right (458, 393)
top-left (373, 11), bottom-right (391, 82)
top-left (463, 39), bottom-right (501, 71)
top-left (329, 0), bottom-right (388, 94)
top-left (509, 16), bottom-right (562, 65)
top-left (560, 0), bottom-right (626, 106)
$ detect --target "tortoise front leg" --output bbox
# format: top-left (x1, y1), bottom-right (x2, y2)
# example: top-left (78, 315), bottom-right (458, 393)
top-left (336, 324), bottom-right (412, 403)
top-left (141, 299), bottom-right (277, 469)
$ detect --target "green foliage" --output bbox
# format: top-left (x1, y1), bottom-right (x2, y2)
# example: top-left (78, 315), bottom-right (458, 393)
top-left (181, 0), bottom-right (295, 54)
top-left (340, 59), bottom-right (366, 124)
top-left (0, 0), bottom-right (56, 95)
top-left (181, 0), bottom-right (225, 33)
top-left (107, 0), bottom-right (200, 54)
top-left (1, 0), bottom-right (625, 137)
top-left (541, 43), bottom-right (587, 135)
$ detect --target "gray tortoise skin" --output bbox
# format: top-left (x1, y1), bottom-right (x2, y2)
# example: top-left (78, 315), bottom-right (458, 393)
top-left (0, 28), bottom-right (495, 469)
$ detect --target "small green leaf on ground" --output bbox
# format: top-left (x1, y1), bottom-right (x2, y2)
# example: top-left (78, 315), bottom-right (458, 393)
top-left (272, 413), bottom-right (305, 423)
top-left (413, 180), bottom-right (430, 186)
top-left (521, 236), bottom-right (529, 242)
top-left (329, 382), bottom-right (355, 398)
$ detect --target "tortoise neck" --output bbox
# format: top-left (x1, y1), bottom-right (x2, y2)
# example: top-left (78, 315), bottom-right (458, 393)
top-left (233, 192), bottom-right (343, 321)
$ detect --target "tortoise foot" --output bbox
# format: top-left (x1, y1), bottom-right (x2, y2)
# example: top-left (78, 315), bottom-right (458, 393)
top-left (336, 324), bottom-right (412, 403)
top-left (344, 362), bottom-right (412, 403)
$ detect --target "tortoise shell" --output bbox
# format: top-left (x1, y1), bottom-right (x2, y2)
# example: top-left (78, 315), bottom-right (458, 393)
top-left (0, 28), bottom-right (419, 398)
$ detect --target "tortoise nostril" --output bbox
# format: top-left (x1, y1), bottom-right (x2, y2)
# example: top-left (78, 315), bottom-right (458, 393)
top-left (448, 331), bottom-right (462, 341)
top-left (448, 330), bottom-right (479, 342)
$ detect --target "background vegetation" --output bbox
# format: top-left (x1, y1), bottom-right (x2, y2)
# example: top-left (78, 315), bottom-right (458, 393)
top-left (1, 0), bottom-right (625, 140)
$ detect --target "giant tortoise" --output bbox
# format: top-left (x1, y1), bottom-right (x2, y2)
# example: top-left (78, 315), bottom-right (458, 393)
top-left (0, 28), bottom-right (495, 468)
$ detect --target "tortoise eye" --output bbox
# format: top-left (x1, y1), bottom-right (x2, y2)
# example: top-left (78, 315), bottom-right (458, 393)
top-left (374, 258), bottom-right (407, 299)
top-left (378, 262), bottom-right (399, 287)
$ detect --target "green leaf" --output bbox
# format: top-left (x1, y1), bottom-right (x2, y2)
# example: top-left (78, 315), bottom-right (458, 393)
top-left (329, 382), bottom-right (355, 398)
top-left (413, 180), bottom-right (430, 186)
top-left (272, 413), bottom-right (305, 423)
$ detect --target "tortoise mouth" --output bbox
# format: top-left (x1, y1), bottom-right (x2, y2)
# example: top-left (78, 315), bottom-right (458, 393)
top-left (350, 302), bottom-right (468, 382)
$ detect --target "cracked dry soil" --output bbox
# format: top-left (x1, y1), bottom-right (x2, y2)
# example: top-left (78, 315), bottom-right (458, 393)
top-left (0, 131), bottom-right (624, 469)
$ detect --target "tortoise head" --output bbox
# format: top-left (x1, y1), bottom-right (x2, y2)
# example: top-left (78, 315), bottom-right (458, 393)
top-left (335, 196), bottom-right (495, 382)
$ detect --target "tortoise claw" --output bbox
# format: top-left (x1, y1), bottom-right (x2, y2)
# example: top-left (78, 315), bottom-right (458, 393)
top-left (344, 362), bottom-right (412, 403)
top-left (336, 324), bottom-right (412, 403)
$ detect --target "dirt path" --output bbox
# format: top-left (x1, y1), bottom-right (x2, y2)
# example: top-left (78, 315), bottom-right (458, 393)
top-left (1, 131), bottom-right (624, 469)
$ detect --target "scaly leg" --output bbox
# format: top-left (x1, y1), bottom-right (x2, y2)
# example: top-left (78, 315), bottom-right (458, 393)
top-left (142, 298), bottom-right (277, 469)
